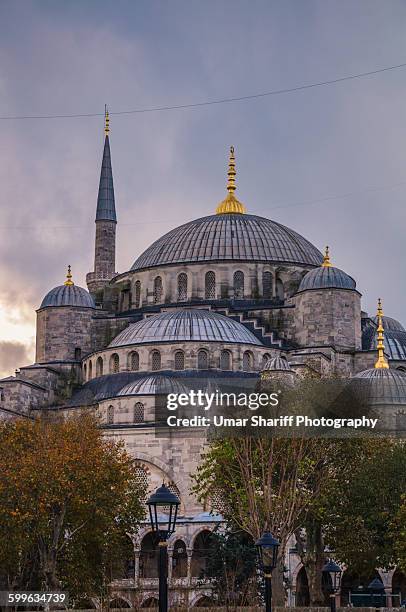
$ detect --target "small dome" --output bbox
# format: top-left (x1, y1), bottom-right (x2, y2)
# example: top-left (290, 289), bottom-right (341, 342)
top-left (109, 309), bottom-right (263, 348)
top-left (353, 367), bottom-right (406, 406)
top-left (118, 374), bottom-right (189, 397)
top-left (40, 284), bottom-right (95, 309)
top-left (362, 316), bottom-right (406, 360)
top-left (297, 266), bottom-right (356, 293)
top-left (263, 356), bottom-right (292, 372)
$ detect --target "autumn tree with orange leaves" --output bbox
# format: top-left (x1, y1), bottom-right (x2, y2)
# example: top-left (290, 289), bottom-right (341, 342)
top-left (0, 414), bottom-right (145, 601)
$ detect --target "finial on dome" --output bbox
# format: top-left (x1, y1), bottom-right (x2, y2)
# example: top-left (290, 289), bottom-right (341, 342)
top-left (375, 297), bottom-right (389, 369)
top-left (104, 104), bottom-right (110, 137)
top-left (216, 146), bottom-right (246, 215)
top-left (64, 265), bottom-right (74, 286)
top-left (322, 246), bottom-right (332, 267)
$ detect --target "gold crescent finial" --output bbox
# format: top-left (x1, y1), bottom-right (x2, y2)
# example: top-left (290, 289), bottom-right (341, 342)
top-left (375, 297), bottom-right (389, 369)
top-left (322, 246), bottom-right (332, 267)
top-left (216, 146), bottom-right (246, 215)
top-left (64, 265), bottom-right (74, 286)
top-left (104, 104), bottom-right (110, 137)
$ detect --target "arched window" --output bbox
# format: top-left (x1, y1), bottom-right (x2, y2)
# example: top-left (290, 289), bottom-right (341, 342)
top-left (151, 350), bottom-right (161, 371)
top-left (88, 361), bottom-right (93, 380)
top-left (177, 273), bottom-right (188, 301)
top-left (172, 539), bottom-right (188, 578)
top-left (263, 270), bottom-right (272, 299)
top-left (197, 349), bottom-right (209, 370)
top-left (262, 353), bottom-right (271, 368)
top-left (74, 347), bottom-right (82, 360)
top-left (191, 530), bottom-right (214, 578)
top-left (205, 271), bottom-right (216, 299)
top-left (220, 349), bottom-right (232, 371)
top-left (140, 533), bottom-right (160, 578)
top-left (83, 364), bottom-right (87, 380)
top-left (107, 405), bottom-right (114, 424)
top-left (135, 280), bottom-right (141, 308)
top-left (153, 276), bottom-right (163, 304)
top-left (110, 353), bottom-right (120, 373)
top-left (276, 278), bottom-right (284, 300)
top-left (243, 351), bottom-right (253, 372)
top-left (174, 350), bottom-right (185, 370)
top-left (128, 351), bottom-right (139, 371)
top-left (96, 356), bottom-right (103, 377)
top-left (233, 270), bottom-right (244, 298)
top-left (134, 402), bottom-right (144, 423)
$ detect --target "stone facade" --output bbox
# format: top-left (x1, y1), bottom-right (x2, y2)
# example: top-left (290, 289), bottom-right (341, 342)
top-left (36, 305), bottom-right (94, 363)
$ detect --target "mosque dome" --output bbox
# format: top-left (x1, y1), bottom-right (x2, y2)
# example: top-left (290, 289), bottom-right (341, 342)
top-left (373, 315), bottom-right (405, 333)
top-left (117, 374), bottom-right (189, 396)
top-left (39, 267), bottom-right (95, 309)
top-left (297, 247), bottom-right (356, 293)
top-left (109, 309), bottom-right (263, 348)
top-left (353, 367), bottom-right (406, 406)
top-left (263, 356), bottom-right (292, 371)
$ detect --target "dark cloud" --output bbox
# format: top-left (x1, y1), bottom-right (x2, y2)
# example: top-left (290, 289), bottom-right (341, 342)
top-left (0, 342), bottom-right (34, 378)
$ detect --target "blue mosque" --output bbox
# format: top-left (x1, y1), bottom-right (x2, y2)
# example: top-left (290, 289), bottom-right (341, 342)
top-left (1, 111), bottom-right (405, 607)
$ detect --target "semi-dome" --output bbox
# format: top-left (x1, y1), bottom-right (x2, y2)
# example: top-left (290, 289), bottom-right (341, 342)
top-left (297, 247), bottom-right (356, 293)
top-left (118, 374), bottom-right (189, 396)
top-left (353, 367), bottom-right (406, 406)
top-left (109, 309), bottom-right (263, 347)
top-left (130, 214), bottom-right (323, 272)
top-left (39, 268), bottom-right (95, 309)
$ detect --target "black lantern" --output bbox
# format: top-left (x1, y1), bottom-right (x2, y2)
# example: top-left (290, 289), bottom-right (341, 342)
top-left (255, 531), bottom-right (280, 574)
top-left (368, 578), bottom-right (384, 592)
top-left (322, 559), bottom-right (342, 593)
top-left (147, 483), bottom-right (180, 541)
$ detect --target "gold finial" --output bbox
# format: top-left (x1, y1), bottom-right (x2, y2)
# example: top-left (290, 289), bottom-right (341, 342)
top-left (64, 265), bottom-right (74, 286)
top-left (322, 246), bottom-right (332, 267)
top-left (216, 146), bottom-right (246, 215)
top-left (375, 297), bottom-right (389, 369)
top-left (104, 104), bottom-right (110, 137)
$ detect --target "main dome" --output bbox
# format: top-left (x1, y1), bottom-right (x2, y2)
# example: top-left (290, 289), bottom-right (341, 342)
top-left (109, 308), bottom-right (263, 347)
top-left (130, 214), bottom-right (323, 271)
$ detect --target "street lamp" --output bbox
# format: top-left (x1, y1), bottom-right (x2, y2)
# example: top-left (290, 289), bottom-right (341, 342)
top-left (322, 559), bottom-right (342, 612)
top-left (368, 577), bottom-right (385, 609)
top-left (147, 484), bottom-right (180, 612)
top-left (255, 531), bottom-right (280, 612)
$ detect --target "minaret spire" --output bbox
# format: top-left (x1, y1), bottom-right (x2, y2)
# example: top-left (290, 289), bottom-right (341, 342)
top-left (86, 108), bottom-right (117, 301)
top-left (64, 265), bottom-right (74, 286)
top-left (322, 246), bottom-right (332, 267)
top-left (216, 146), bottom-right (246, 215)
top-left (375, 298), bottom-right (389, 369)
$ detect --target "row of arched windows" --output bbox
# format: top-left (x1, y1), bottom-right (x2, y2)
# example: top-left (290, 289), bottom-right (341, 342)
top-left (106, 402), bottom-right (145, 425)
top-left (132, 270), bottom-right (285, 308)
top-left (87, 349), bottom-right (263, 379)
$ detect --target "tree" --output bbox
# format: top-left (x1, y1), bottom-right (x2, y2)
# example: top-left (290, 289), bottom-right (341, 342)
top-left (0, 414), bottom-right (145, 600)
top-left (394, 494), bottom-right (406, 572)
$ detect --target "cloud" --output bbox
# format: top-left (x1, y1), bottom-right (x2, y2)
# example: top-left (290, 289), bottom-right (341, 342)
top-left (0, 341), bottom-right (34, 379)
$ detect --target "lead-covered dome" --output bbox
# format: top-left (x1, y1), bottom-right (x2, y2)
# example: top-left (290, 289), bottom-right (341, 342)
top-left (353, 368), bottom-right (406, 406)
top-left (362, 315), bottom-right (406, 360)
top-left (40, 267), bottom-right (95, 310)
top-left (118, 374), bottom-right (189, 396)
top-left (130, 214), bottom-right (323, 271)
top-left (109, 309), bottom-right (263, 347)
top-left (298, 266), bottom-right (356, 293)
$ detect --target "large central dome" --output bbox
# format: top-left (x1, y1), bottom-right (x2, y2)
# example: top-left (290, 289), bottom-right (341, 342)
top-left (131, 213), bottom-right (323, 271)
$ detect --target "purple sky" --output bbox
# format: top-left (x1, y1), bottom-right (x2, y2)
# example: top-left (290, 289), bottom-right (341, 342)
top-left (1, 1), bottom-right (406, 376)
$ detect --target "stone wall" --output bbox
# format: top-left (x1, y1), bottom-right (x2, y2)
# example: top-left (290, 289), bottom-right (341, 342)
top-left (36, 306), bottom-right (94, 363)
top-left (86, 219), bottom-right (116, 298)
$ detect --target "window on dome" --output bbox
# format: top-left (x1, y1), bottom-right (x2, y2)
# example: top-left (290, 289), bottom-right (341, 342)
top-left (128, 351), bottom-right (139, 371)
top-left (220, 349), bottom-right (232, 371)
top-left (243, 351), bottom-right (253, 372)
top-left (96, 356), bottom-right (103, 377)
top-left (110, 353), bottom-right (120, 373)
top-left (88, 361), bottom-right (93, 380)
top-left (134, 280), bottom-right (141, 308)
top-left (198, 349), bottom-right (209, 370)
top-left (233, 271), bottom-right (244, 299)
top-left (262, 353), bottom-right (271, 368)
top-left (276, 278), bottom-right (284, 300)
top-left (83, 363), bottom-right (87, 380)
top-left (134, 402), bottom-right (144, 423)
top-left (107, 405), bottom-right (114, 424)
top-left (154, 276), bottom-right (163, 304)
top-left (174, 350), bottom-right (185, 370)
top-left (205, 271), bottom-right (216, 299)
top-left (263, 271), bottom-right (273, 299)
top-left (151, 350), bottom-right (161, 371)
top-left (177, 273), bottom-right (188, 301)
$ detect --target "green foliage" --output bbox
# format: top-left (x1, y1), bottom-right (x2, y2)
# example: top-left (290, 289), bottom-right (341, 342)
top-left (0, 414), bottom-right (145, 600)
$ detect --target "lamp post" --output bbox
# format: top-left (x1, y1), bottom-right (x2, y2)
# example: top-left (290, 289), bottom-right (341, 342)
top-left (147, 484), bottom-right (180, 612)
top-left (368, 577), bottom-right (385, 609)
top-left (322, 559), bottom-right (342, 612)
top-left (255, 531), bottom-right (280, 612)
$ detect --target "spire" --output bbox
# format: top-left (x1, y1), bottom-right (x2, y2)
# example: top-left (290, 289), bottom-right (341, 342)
top-left (64, 265), bottom-right (74, 286)
top-left (375, 298), bottom-right (389, 369)
top-left (96, 107), bottom-right (117, 222)
top-left (322, 246), bottom-right (332, 267)
top-left (216, 146), bottom-right (246, 215)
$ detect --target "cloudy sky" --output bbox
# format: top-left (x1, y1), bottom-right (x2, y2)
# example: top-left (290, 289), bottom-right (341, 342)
top-left (1, 0), bottom-right (406, 376)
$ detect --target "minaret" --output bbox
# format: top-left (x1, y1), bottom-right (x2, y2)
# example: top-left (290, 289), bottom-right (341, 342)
top-left (375, 298), bottom-right (389, 369)
top-left (215, 146), bottom-right (246, 214)
top-left (86, 106), bottom-right (117, 301)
